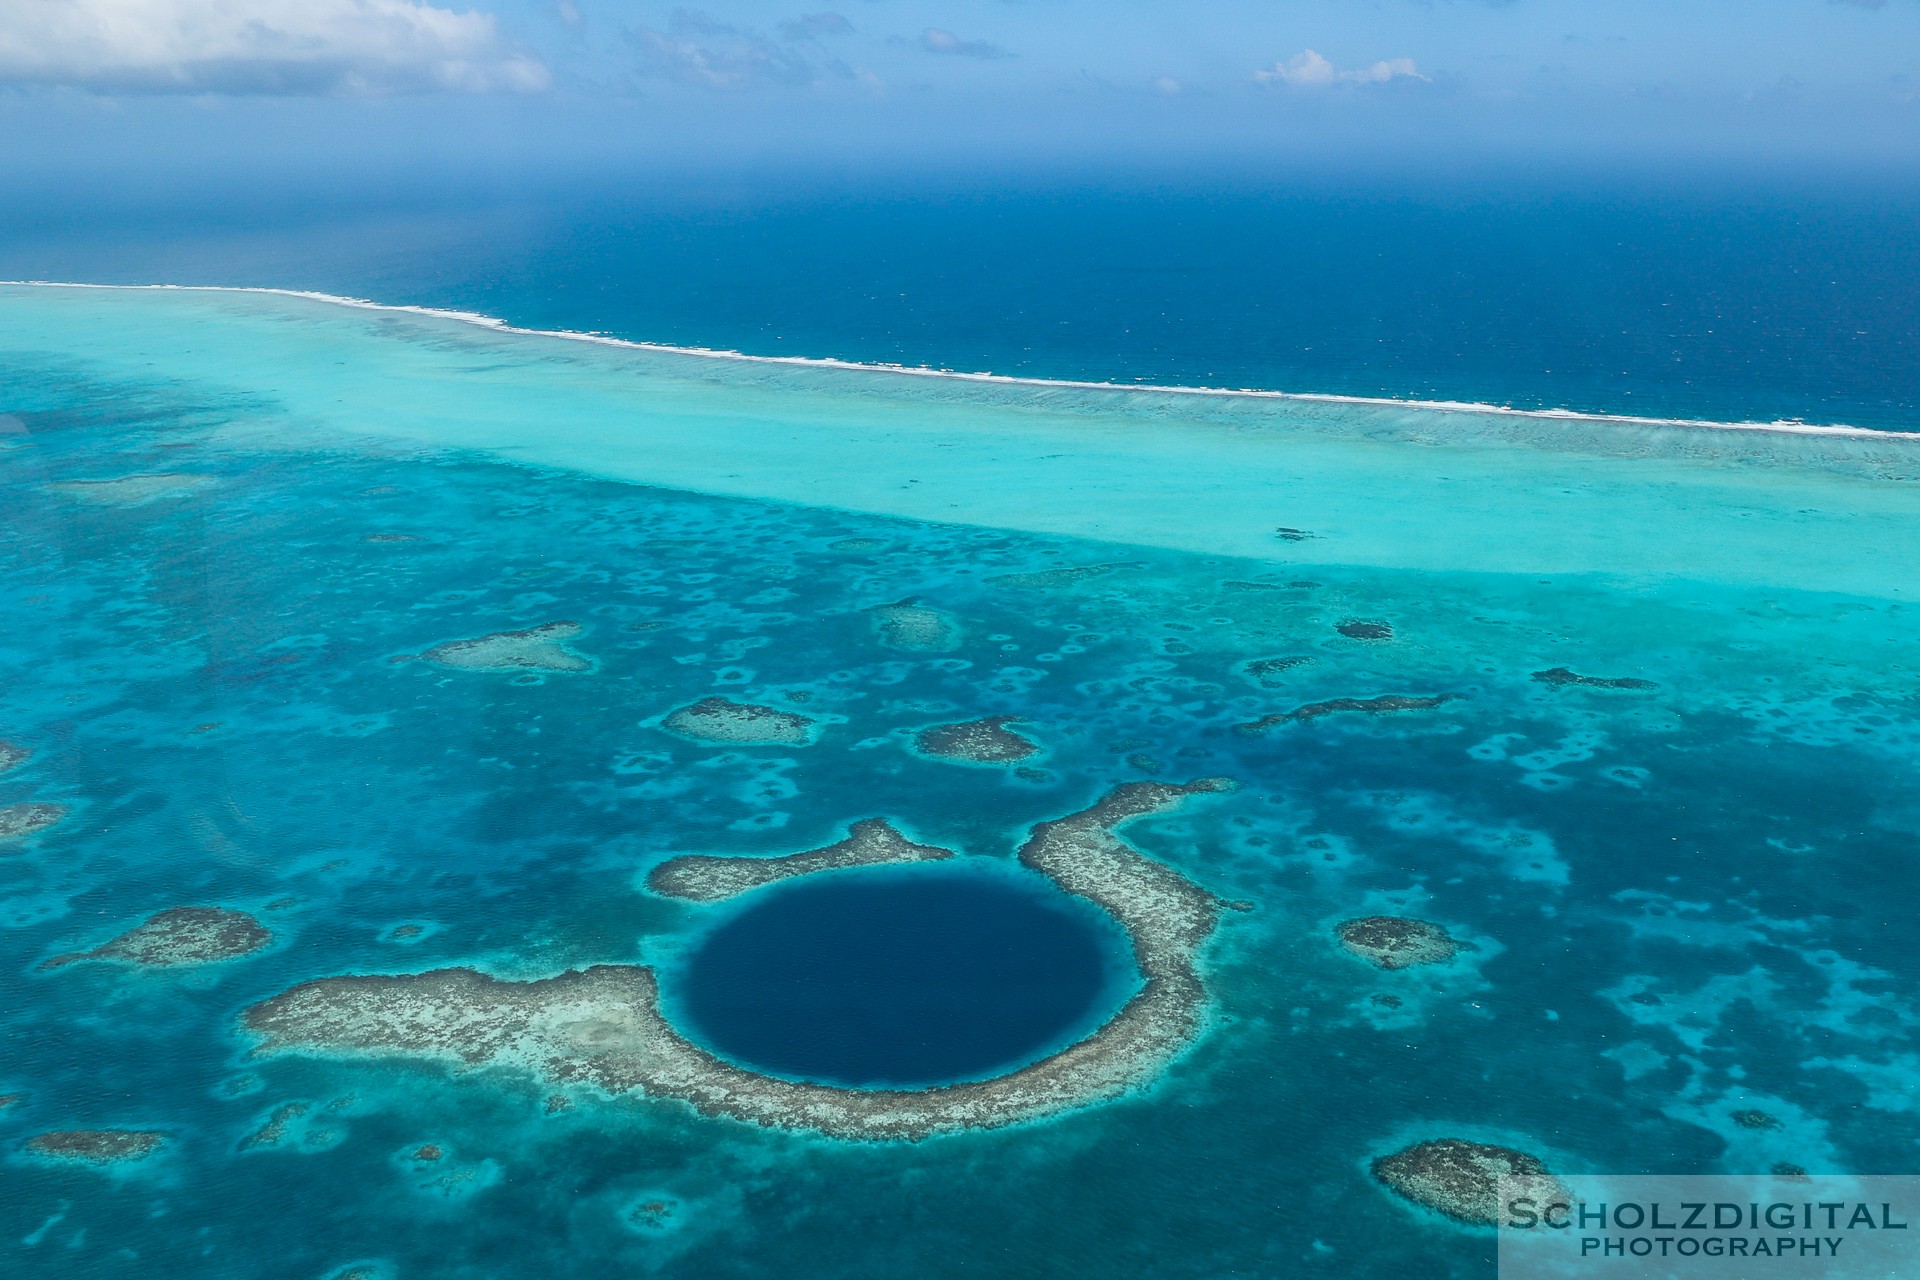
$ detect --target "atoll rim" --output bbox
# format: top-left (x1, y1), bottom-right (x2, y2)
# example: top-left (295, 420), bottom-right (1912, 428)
top-left (648, 819), bottom-right (953, 903)
top-left (242, 781), bottom-right (1235, 1140)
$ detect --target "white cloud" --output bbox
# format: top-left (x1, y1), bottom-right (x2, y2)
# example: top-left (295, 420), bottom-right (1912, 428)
top-left (632, 8), bottom-right (842, 90)
top-left (0, 0), bottom-right (547, 94)
top-left (913, 28), bottom-right (1009, 60)
top-left (779, 12), bottom-right (852, 42)
top-left (1255, 49), bottom-right (1425, 88)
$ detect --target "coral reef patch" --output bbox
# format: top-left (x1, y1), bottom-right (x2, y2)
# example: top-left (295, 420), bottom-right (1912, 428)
top-left (1336, 917), bottom-right (1462, 970)
top-left (43, 906), bottom-right (271, 969)
top-left (24, 1130), bottom-right (167, 1165)
top-left (868, 600), bottom-right (962, 652)
top-left (1532, 667), bottom-right (1658, 690)
top-left (0, 740), bottom-right (29, 773)
top-left (47, 473), bottom-right (214, 504)
top-left (1336, 619), bottom-right (1394, 640)
top-left (1235, 695), bottom-right (1456, 734)
top-left (913, 716), bottom-right (1039, 764)
top-left (400, 622), bottom-right (592, 673)
top-left (661, 697), bottom-right (816, 746)
top-left (0, 802), bottom-right (67, 841)
top-left (243, 780), bottom-right (1235, 1141)
top-left (1371, 1139), bottom-right (1560, 1226)
top-left (1241, 656), bottom-right (1315, 688)
top-left (239, 1102), bottom-right (309, 1150)
top-left (647, 820), bottom-right (954, 903)
top-left (986, 563), bottom-right (1140, 589)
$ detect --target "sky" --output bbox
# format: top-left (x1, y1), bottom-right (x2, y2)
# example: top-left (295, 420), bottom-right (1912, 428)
top-left (2, 2), bottom-right (1919, 185)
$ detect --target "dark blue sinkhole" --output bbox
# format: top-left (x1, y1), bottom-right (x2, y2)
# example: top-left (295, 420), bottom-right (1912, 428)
top-left (661, 863), bottom-right (1139, 1089)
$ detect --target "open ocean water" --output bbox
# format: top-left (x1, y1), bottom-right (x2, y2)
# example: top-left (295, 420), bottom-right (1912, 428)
top-left (1, 177), bottom-right (1919, 1279)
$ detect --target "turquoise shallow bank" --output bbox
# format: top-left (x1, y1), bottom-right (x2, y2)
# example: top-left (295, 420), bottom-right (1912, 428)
top-left (3, 283), bottom-right (1920, 1277)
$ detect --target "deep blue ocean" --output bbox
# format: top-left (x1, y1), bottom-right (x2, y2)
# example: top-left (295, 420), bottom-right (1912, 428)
top-left (5, 166), bottom-right (1920, 427)
top-left (667, 865), bottom-right (1132, 1088)
top-left (4, 169), bottom-right (1920, 1280)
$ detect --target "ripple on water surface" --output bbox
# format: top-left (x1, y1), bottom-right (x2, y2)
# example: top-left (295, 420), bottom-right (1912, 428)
top-left (662, 864), bottom-right (1139, 1089)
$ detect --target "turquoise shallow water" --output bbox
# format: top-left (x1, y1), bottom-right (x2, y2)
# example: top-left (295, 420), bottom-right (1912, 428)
top-left (2, 285), bottom-right (1920, 1278)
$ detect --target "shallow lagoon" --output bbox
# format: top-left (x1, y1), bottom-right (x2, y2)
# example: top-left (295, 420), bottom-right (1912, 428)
top-left (1, 285), bottom-right (1919, 1278)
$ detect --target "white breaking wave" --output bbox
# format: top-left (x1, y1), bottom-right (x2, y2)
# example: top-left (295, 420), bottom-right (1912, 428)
top-left (4, 279), bottom-right (1915, 442)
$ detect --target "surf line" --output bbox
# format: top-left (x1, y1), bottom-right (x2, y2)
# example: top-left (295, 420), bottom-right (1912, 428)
top-left (8, 279), bottom-right (1919, 443)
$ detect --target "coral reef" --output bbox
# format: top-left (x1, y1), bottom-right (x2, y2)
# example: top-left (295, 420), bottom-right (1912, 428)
top-left (1532, 667), bottom-right (1657, 690)
top-left (47, 473), bottom-right (214, 504)
top-left (986, 562), bottom-right (1139, 589)
top-left (648, 819), bottom-right (954, 903)
top-left (1336, 619), bottom-right (1393, 640)
top-left (1241, 656), bottom-right (1315, 688)
top-left (245, 780), bottom-right (1236, 1141)
top-left (1336, 917), bottom-right (1462, 970)
top-left (239, 1102), bottom-right (309, 1150)
top-left (661, 697), bottom-right (816, 746)
top-left (24, 1130), bottom-right (167, 1164)
top-left (0, 802), bottom-right (66, 841)
top-left (43, 906), bottom-right (270, 969)
top-left (1372, 1139), bottom-right (1560, 1226)
top-left (1235, 695), bottom-right (1456, 734)
top-left (868, 600), bottom-right (961, 652)
top-left (401, 622), bottom-right (592, 673)
top-left (913, 716), bottom-right (1039, 764)
top-left (0, 740), bottom-right (29, 773)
